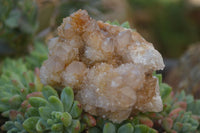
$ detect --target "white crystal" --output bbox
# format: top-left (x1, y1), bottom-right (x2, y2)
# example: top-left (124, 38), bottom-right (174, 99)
top-left (40, 9), bottom-right (165, 123)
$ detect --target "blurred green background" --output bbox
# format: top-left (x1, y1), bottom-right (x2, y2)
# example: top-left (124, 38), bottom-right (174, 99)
top-left (0, 0), bottom-right (200, 58)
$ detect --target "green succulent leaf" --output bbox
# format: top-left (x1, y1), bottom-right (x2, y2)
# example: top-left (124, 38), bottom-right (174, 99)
top-left (70, 101), bottom-right (82, 119)
top-left (96, 117), bottom-right (110, 129)
top-left (67, 120), bottom-right (81, 133)
top-left (5, 9), bottom-right (21, 28)
top-left (14, 121), bottom-right (23, 130)
top-left (36, 118), bottom-right (47, 132)
top-left (9, 94), bottom-right (22, 109)
top-left (2, 121), bottom-right (14, 131)
top-left (134, 125), bottom-right (157, 133)
top-left (61, 112), bottom-right (72, 127)
top-left (27, 107), bottom-right (40, 117)
top-left (48, 96), bottom-right (64, 112)
top-left (42, 85), bottom-right (58, 100)
top-left (39, 106), bottom-right (52, 120)
top-left (118, 123), bottom-right (134, 133)
top-left (111, 20), bottom-right (120, 26)
top-left (80, 122), bottom-right (87, 132)
top-left (47, 119), bottom-right (54, 126)
top-left (83, 113), bottom-right (97, 127)
top-left (51, 123), bottom-right (63, 131)
top-left (2, 114), bottom-right (26, 132)
top-left (61, 87), bottom-right (74, 112)
top-left (8, 110), bottom-right (19, 121)
top-left (23, 117), bottom-right (39, 133)
top-left (159, 83), bottom-right (172, 101)
top-left (29, 97), bottom-right (48, 108)
top-left (121, 21), bottom-right (130, 29)
top-left (26, 42), bottom-right (48, 69)
top-left (0, 104), bottom-right (9, 112)
top-left (88, 127), bottom-right (101, 133)
top-left (105, 20), bottom-right (111, 24)
top-left (51, 111), bottom-right (62, 121)
top-left (103, 123), bottom-right (116, 133)
top-left (187, 99), bottom-right (200, 115)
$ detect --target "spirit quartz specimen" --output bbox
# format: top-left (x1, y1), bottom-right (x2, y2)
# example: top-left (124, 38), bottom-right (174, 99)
top-left (40, 9), bottom-right (165, 123)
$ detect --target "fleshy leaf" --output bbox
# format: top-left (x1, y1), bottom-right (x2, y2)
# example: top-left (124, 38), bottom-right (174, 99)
top-left (61, 87), bottom-right (74, 112)
top-left (39, 106), bottom-right (52, 120)
top-left (67, 120), bottom-right (81, 133)
top-left (29, 97), bottom-right (48, 108)
top-left (36, 118), bottom-right (47, 132)
top-left (26, 107), bottom-right (40, 117)
top-left (42, 86), bottom-right (58, 100)
top-left (82, 113), bottom-right (96, 127)
top-left (51, 123), bottom-right (63, 131)
top-left (159, 83), bottom-right (172, 101)
top-left (121, 21), bottom-right (130, 29)
top-left (61, 112), bottom-right (72, 127)
top-left (111, 20), bottom-right (120, 26)
top-left (23, 117), bottom-right (39, 133)
top-left (134, 125), bottom-right (157, 133)
top-left (70, 101), bottom-right (82, 119)
top-left (5, 9), bottom-right (21, 28)
top-left (9, 95), bottom-right (22, 109)
top-left (88, 127), bottom-right (101, 133)
top-left (118, 123), bottom-right (134, 133)
top-left (48, 96), bottom-right (64, 112)
top-left (103, 123), bottom-right (116, 133)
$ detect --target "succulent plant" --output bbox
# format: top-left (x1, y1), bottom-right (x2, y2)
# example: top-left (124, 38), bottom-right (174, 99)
top-left (0, 0), bottom-right (38, 56)
top-left (87, 117), bottom-right (157, 133)
top-left (0, 58), bottom-right (43, 117)
top-left (23, 86), bottom-right (83, 133)
top-left (172, 91), bottom-right (200, 132)
top-left (1, 113), bottom-right (27, 133)
top-left (25, 41), bottom-right (48, 69)
top-left (106, 20), bottom-right (131, 29)
top-left (148, 73), bottom-right (200, 132)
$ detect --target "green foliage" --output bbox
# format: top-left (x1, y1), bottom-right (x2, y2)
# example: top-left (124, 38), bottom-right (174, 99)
top-left (0, 58), bottom-right (43, 115)
top-left (23, 116), bottom-right (40, 133)
top-left (1, 114), bottom-right (27, 133)
top-left (0, 0), bottom-right (38, 55)
top-left (187, 100), bottom-right (200, 116)
top-left (103, 123), bottom-right (116, 133)
top-left (173, 111), bottom-right (198, 133)
top-left (150, 73), bottom-right (200, 132)
top-left (117, 123), bottom-right (134, 133)
top-left (88, 117), bottom-right (157, 133)
top-left (82, 113), bottom-right (97, 127)
top-left (128, 0), bottom-right (199, 58)
top-left (23, 87), bottom-right (83, 132)
top-left (61, 87), bottom-right (74, 112)
top-left (0, 58), bottom-right (44, 132)
top-left (106, 20), bottom-right (132, 29)
top-left (25, 41), bottom-right (48, 69)
top-left (173, 91), bottom-right (200, 132)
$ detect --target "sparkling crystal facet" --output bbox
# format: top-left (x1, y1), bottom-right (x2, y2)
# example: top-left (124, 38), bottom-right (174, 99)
top-left (40, 9), bottom-right (165, 123)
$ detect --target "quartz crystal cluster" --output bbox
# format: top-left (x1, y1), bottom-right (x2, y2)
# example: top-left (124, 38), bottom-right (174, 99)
top-left (40, 10), bottom-right (165, 123)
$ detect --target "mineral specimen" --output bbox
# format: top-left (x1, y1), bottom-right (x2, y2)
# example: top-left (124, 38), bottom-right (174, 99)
top-left (40, 9), bottom-right (165, 123)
